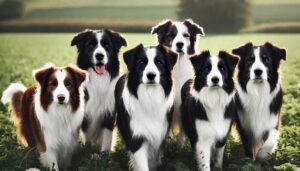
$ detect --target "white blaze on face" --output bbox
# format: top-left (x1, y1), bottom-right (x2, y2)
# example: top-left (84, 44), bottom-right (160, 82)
top-left (172, 22), bottom-right (190, 55)
top-left (93, 32), bottom-right (108, 65)
top-left (207, 56), bottom-right (223, 87)
top-left (250, 47), bottom-right (268, 80)
top-left (53, 69), bottom-right (70, 104)
top-left (142, 48), bottom-right (160, 84)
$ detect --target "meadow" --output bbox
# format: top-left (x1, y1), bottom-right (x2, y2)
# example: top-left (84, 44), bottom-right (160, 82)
top-left (0, 33), bottom-right (299, 170)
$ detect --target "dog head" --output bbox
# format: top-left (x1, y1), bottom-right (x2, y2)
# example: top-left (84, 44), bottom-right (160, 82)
top-left (71, 29), bottom-right (127, 77)
top-left (33, 64), bottom-right (87, 111)
top-left (190, 50), bottom-right (239, 93)
top-left (123, 44), bottom-right (178, 97)
top-left (232, 42), bottom-right (286, 91)
top-left (151, 19), bottom-right (204, 56)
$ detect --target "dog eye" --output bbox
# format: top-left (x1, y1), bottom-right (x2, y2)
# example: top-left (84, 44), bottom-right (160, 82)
top-left (247, 54), bottom-right (255, 63)
top-left (262, 54), bottom-right (270, 62)
top-left (219, 65), bottom-right (225, 71)
top-left (64, 81), bottom-right (72, 87)
top-left (138, 60), bottom-right (145, 65)
top-left (204, 66), bottom-right (210, 72)
top-left (183, 33), bottom-right (190, 38)
top-left (48, 82), bottom-right (56, 87)
top-left (102, 42), bottom-right (110, 48)
top-left (155, 58), bottom-right (162, 65)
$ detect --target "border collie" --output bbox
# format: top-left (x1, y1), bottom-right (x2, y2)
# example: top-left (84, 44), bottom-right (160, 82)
top-left (232, 42), bottom-right (286, 160)
top-left (71, 29), bottom-right (127, 151)
top-left (181, 51), bottom-right (239, 170)
top-left (1, 64), bottom-right (87, 170)
top-left (151, 19), bottom-right (205, 142)
top-left (115, 44), bottom-right (178, 170)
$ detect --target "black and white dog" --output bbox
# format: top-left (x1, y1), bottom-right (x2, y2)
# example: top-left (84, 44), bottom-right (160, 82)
top-left (181, 51), bottom-right (239, 170)
top-left (71, 29), bottom-right (127, 151)
top-left (232, 42), bottom-right (286, 160)
top-left (152, 19), bottom-right (205, 142)
top-left (115, 44), bottom-right (178, 170)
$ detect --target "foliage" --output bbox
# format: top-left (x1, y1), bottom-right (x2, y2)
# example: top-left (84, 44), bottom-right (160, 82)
top-left (0, 33), bottom-right (299, 170)
top-left (177, 0), bottom-right (251, 33)
top-left (0, 0), bottom-right (25, 20)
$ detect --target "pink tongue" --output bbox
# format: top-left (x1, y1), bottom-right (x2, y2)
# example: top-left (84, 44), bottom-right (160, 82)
top-left (94, 65), bottom-right (106, 74)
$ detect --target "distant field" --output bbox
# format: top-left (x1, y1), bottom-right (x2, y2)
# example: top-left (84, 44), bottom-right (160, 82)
top-left (0, 33), bottom-right (299, 170)
top-left (24, 4), bottom-right (300, 24)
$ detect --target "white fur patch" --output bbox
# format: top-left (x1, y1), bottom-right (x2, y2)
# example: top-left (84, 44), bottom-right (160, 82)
top-left (82, 68), bottom-right (118, 151)
top-left (207, 56), bottom-right (223, 87)
top-left (237, 81), bottom-right (280, 141)
top-left (142, 48), bottom-right (160, 84)
top-left (122, 81), bottom-right (174, 170)
top-left (172, 22), bottom-right (191, 55)
top-left (93, 32), bottom-right (108, 65)
top-left (53, 70), bottom-right (70, 104)
top-left (250, 48), bottom-right (268, 80)
top-left (1, 83), bottom-right (26, 104)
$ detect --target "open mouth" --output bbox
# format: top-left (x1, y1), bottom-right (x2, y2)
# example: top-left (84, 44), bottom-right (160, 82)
top-left (94, 63), bottom-right (106, 75)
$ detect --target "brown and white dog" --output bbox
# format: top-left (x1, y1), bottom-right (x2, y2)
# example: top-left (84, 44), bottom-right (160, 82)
top-left (1, 64), bottom-right (87, 170)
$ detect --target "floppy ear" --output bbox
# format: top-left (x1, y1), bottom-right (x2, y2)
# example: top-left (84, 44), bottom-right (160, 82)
top-left (232, 42), bottom-right (253, 58)
top-left (218, 51), bottom-right (240, 72)
top-left (32, 63), bottom-right (55, 85)
top-left (123, 44), bottom-right (144, 70)
top-left (66, 65), bottom-right (88, 86)
top-left (158, 44), bottom-right (178, 69)
top-left (184, 19), bottom-right (205, 36)
top-left (71, 29), bottom-right (93, 47)
top-left (151, 19), bottom-right (172, 35)
top-left (190, 50), bottom-right (210, 70)
top-left (264, 42), bottom-right (286, 61)
top-left (105, 29), bottom-right (127, 49)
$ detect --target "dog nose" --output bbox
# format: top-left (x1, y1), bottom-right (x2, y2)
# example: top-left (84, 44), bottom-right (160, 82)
top-left (57, 94), bottom-right (65, 102)
top-left (254, 69), bottom-right (263, 76)
top-left (176, 42), bottom-right (184, 49)
top-left (95, 53), bottom-right (104, 61)
top-left (147, 73), bottom-right (156, 81)
top-left (211, 77), bottom-right (219, 84)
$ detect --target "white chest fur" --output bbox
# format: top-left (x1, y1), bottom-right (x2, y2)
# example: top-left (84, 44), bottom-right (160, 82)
top-left (34, 87), bottom-right (85, 150)
top-left (237, 81), bottom-right (280, 139)
top-left (174, 54), bottom-right (195, 105)
top-left (191, 87), bottom-right (233, 142)
top-left (122, 83), bottom-right (174, 149)
top-left (84, 69), bottom-right (118, 121)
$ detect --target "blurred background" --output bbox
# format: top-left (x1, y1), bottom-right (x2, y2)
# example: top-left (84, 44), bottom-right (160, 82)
top-left (0, 0), bottom-right (299, 33)
top-left (0, 0), bottom-right (299, 170)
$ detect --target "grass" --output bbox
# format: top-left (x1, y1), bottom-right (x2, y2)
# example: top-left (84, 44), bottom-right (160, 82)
top-left (0, 33), bottom-right (299, 170)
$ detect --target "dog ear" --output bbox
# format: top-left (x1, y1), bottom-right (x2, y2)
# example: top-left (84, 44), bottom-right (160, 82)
top-left (264, 42), bottom-right (287, 61)
top-left (104, 29), bottom-right (127, 49)
top-left (66, 65), bottom-right (88, 86)
top-left (71, 29), bottom-right (94, 47)
top-left (32, 63), bottom-right (55, 85)
top-left (219, 51), bottom-right (240, 72)
top-left (232, 42), bottom-right (253, 58)
top-left (183, 19), bottom-right (205, 36)
top-left (158, 45), bottom-right (178, 69)
top-left (190, 50), bottom-right (210, 70)
top-left (123, 44), bottom-right (144, 70)
top-left (151, 19), bottom-right (172, 35)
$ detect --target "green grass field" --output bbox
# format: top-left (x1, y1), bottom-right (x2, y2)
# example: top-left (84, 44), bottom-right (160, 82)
top-left (0, 33), bottom-right (299, 170)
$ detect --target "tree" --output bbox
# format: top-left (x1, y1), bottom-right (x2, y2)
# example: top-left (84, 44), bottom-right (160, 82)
top-left (178, 0), bottom-right (251, 33)
top-left (0, 0), bottom-right (25, 20)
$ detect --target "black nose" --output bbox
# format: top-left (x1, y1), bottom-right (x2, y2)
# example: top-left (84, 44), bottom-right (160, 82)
top-left (176, 42), bottom-right (184, 49)
top-left (95, 53), bottom-right (104, 61)
top-left (212, 77), bottom-right (219, 84)
top-left (254, 69), bottom-right (263, 76)
top-left (147, 73), bottom-right (156, 81)
top-left (58, 95), bottom-right (65, 102)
